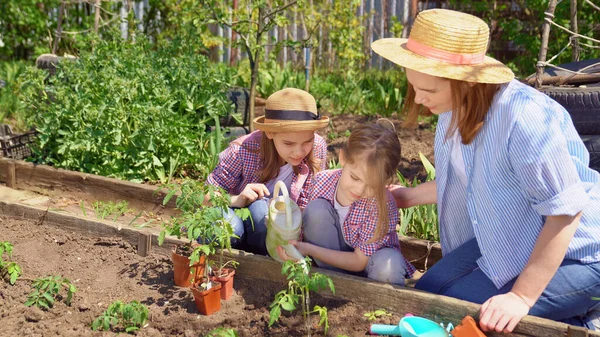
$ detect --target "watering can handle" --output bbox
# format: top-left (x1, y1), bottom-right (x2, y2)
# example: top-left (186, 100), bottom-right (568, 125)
top-left (272, 181), bottom-right (293, 229)
top-left (370, 323), bottom-right (402, 336)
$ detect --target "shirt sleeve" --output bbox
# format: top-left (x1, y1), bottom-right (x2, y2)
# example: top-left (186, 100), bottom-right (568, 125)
top-left (508, 97), bottom-right (589, 216)
top-left (314, 135), bottom-right (328, 171)
top-left (206, 142), bottom-right (244, 192)
top-left (354, 199), bottom-right (400, 256)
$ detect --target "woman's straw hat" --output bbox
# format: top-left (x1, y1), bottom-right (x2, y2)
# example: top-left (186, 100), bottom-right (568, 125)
top-left (372, 9), bottom-right (514, 84)
top-left (253, 88), bottom-right (329, 132)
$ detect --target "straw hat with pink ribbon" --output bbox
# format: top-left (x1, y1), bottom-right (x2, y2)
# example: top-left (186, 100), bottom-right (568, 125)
top-left (253, 88), bottom-right (329, 132)
top-left (372, 9), bottom-right (514, 84)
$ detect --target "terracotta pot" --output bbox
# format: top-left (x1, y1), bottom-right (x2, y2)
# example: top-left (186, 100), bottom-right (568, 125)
top-left (191, 280), bottom-right (222, 315)
top-left (171, 247), bottom-right (205, 287)
top-left (210, 268), bottom-right (235, 300)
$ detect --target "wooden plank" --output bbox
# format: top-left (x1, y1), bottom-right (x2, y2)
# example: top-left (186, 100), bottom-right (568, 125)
top-left (137, 231), bottom-right (152, 257)
top-left (400, 235), bottom-right (442, 270)
top-left (2, 201), bottom-right (597, 337)
top-left (0, 158), bottom-right (444, 268)
top-left (5, 160), bottom-right (15, 188)
top-left (0, 158), bottom-right (177, 212)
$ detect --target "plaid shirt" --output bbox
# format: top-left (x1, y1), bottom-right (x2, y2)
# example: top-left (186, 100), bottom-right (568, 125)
top-left (207, 130), bottom-right (327, 209)
top-left (308, 169), bottom-right (416, 277)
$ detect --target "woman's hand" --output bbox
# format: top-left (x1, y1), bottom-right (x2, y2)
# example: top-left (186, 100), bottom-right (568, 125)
top-left (231, 183), bottom-right (270, 208)
top-left (389, 180), bottom-right (437, 208)
top-left (479, 292), bottom-right (531, 333)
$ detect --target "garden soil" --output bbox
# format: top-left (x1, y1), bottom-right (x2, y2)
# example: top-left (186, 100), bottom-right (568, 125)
top-left (0, 215), bottom-right (405, 337)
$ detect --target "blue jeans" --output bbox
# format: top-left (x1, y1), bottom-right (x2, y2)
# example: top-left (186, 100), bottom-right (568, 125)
top-left (415, 238), bottom-right (600, 329)
top-left (302, 198), bottom-right (408, 285)
top-left (198, 198), bottom-right (269, 256)
top-left (231, 198), bottom-right (269, 255)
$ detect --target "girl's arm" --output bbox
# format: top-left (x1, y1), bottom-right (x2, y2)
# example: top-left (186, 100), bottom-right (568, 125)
top-left (479, 212), bottom-right (581, 333)
top-left (277, 241), bottom-right (369, 272)
top-left (390, 180), bottom-right (437, 208)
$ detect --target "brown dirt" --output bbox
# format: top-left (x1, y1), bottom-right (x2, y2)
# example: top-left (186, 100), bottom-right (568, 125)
top-left (0, 215), bottom-right (406, 336)
top-left (317, 114), bottom-right (435, 183)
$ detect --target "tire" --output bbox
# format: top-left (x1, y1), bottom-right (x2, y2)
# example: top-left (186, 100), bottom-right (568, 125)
top-left (580, 135), bottom-right (600, 173)
top-left (540, 86), bottom-right (600, 135)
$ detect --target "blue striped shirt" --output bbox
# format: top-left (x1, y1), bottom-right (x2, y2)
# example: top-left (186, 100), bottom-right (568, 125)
top-left (437, 80), bottom-right (600, 289)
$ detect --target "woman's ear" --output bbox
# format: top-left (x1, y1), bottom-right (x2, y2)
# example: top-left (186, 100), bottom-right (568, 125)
top-left (265, 132), bottom-right (275, 139)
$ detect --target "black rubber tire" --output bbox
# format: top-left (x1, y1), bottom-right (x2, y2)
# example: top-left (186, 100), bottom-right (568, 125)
top-left (540, 86), bottom-right (600, 135)
top-left (580, 135), bottom-right (600, 172)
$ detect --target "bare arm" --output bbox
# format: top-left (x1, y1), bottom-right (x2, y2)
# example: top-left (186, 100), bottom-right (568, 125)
top-left (203, 183), bottom-right (270, 208)
top-left (479, 212), bottom-right (581, 333)
top-left (277, 241), bottom-right (369, 272)
top-left (390, 180), bottom-right (437, 208)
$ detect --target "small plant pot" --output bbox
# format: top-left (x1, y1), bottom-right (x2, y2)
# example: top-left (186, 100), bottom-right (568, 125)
top-left (191, 280), bottom-right (222, 315)
top-left (171, 247), bottom-right (205, 287)
top-left (210, 268), bottom-right (235, 300)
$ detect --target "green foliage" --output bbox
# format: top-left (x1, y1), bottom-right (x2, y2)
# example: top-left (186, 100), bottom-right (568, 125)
top-left (205, 327), bottom-right (239, 337)
top-left (450, 0), bottom-right (600, 77)
top-left (0, 61), bottom-right (28, 126)
top-left (364, 309), bottom-right (392, 321)
top-left (326, 0), bottom-right (367, 70)
top-left (0, 241), bottom-right (21, 285)
top-left (91, 200), bottom-right (130, 221)
top-left (158, 180), bottom-right (249, 281)
top-left (24, 275), bottom-right (76, 310)
top-left (17, 32), bottom-right (230, 182)
top-left (236, 61), bottom-right (408, 117)
top-left (269, 257), bottom-right (335, 335)
top-left (91, 300), bottom-right (149, 334)
top-left (397, 153), bottom-right (439, 242)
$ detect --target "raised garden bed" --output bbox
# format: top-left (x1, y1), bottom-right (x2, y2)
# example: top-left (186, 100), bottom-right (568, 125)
top-left (0, 158), bottom-right (597, 336)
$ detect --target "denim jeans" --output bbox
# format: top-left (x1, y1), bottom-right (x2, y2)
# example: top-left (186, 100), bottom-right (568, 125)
top-left (302, 198), bottom-right (407, 285)
top-left (415, 238), bottom-right (600, 329)
top-left (231, 198), bottom-right (270, 255)
top-left (198, 198), bottom-right (269, 256)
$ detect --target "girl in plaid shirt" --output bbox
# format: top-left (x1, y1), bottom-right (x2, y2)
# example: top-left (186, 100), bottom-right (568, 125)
top-left (277, 122), bottom-right (415, 285)
top-left (206, 88), bottom-right (328, 255)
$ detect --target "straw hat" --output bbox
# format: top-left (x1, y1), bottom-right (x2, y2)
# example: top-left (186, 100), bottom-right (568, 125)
top-left (253, 88), bottom-right (329, 132)
top-left (372, 9), bottom-right (514, 84)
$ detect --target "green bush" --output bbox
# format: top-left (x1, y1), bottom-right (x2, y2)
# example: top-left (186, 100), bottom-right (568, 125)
top-left (17, 33), bottom-right (231, 182)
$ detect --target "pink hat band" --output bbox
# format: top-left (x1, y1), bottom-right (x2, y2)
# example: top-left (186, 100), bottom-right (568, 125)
top-left (406, 39), bottom-right (485, 65)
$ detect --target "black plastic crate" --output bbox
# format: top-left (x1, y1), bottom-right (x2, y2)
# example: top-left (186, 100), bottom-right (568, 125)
top-left (0, 130), bottom-right (38, 160)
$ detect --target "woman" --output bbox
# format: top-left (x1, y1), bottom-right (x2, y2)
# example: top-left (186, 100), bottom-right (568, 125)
top-left (372, 8), bottom-right (600, 333)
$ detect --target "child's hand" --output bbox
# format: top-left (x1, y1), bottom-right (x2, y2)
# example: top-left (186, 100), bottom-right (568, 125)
top-left (276, 240), bottom-right (309, 261)
top-left (232, 183), bottom-right (270, 207)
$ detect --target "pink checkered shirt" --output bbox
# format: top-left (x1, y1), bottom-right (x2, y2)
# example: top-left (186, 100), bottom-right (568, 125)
top-left (206, 130), bottom-right (327, 209)
top-left (308, 169), bottom-right (416, 277)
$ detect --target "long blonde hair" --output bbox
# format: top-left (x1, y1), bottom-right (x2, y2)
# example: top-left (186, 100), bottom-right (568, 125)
top-left (403, 80), bottom-right (500, 144)
top-left (343, 122), bottom-right (401, 242)
top-left (256, 132), bottom-right (321, 182)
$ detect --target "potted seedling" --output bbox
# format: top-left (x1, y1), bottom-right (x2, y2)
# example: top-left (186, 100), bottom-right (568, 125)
top-left (205, 187), bottom-right (250, 300)
top-left (158, 180), bottom-right (213, 287)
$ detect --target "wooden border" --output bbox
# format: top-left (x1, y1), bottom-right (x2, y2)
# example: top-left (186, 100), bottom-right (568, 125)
top-left (2, 201), bottom-right (597, 337)
top-left (0, 158), bottom-right (441, 270)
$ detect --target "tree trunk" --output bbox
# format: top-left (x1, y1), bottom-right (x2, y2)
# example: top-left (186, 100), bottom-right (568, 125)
top-left (535, 0), bottom-right (558, 89)
top-left (249, 54), bottom-right (260, 132)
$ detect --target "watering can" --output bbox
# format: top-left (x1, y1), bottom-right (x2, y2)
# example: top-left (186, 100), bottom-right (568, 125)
top-left (265, 181), bottom-right (305, 262)
top-left (370, 316), bottom-right (450, 337)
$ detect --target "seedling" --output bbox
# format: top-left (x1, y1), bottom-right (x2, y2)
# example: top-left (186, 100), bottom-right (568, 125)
top-left (364, 309), bottom-right (392, 321)
top-left (91, 300), bottom-right (149, 333)
top-left (0, 241), bottom-right (21, 285)
top-left (206, 327), bottom-right (239, 337)
top-left (269, 257), bottom-right (335, 336)
top-left (92, 200), bottom-right (130, 221)
top-left (25, 275), bottom-right (76, 310)
top-left (158, 180), bottom-right (249, 285)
